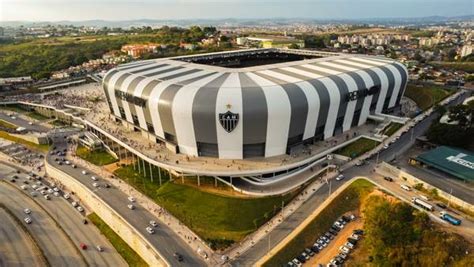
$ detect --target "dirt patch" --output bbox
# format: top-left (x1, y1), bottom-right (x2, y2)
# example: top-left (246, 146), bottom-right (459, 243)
top-left (304, 214), bottom-right (364, 266)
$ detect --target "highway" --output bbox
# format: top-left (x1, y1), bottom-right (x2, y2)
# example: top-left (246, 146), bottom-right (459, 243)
top-left (0, 182), bottom-right (86, 267)
top-left (48, 137), bottom-right (207, 266)
top-left (0, 209), bottom-right (44, 267)
top-left (0, 161), bottom-right (127, 267)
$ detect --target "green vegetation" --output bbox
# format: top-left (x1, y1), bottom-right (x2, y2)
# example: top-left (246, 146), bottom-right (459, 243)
top-left (87, 213), bottom-right (148, 267)
top-left (49, 119), bottom-right (68, 127)
top-left (113, 164), bottom-right (299, 249)
top-left (0, 104), bottom-right (28, 113)
top-left (0, 26), bottom-right (226, 79)
top-left (0, 119), bottom-right (18, 129)
top-left (349, 194), bottom-right (473, 266)
top-left (427, 103), bottom-right (474, 149)
top-left (76, 145), bottom-right (118, 166)
top-left (0, 131), bottom-right (49, 152)
top-left (430, 61), bottom-right (474, 74)
top-left (382, 122), bottom-right (403, 136)
top-left (25, 112), bottom-right (49, 121)
top-left (335, 137), bottom-right (380, 158)
top-left (404, 84), bottom-right (453, 111)
top-left (263, 179), bottom-right (374, 267)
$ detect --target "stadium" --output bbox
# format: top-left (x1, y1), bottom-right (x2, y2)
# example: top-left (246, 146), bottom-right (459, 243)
top-left (102, 48), bottom-right (408, 160)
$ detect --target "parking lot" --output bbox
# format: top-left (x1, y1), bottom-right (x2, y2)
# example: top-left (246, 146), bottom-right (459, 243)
top-left (288, 214), bottom-right (364, 267)
top-left (0, 140), bottom-right (44, 171)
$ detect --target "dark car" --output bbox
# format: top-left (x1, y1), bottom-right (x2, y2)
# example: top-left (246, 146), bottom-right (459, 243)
top-left (311, 245), bottom-right (320, 253)
top-left (353, 229), bottom-right (364, 235)
top-left (436, 203), bottom-right (447, 209)
top-left (329, 229), bottom-right (338, 235)
top-left (325, 232), bottom-right (334, 240)
top-left (383, 176), bottom-right (393, 182)
top-left (173, 252), bottom-right (183, 262)
top-left (296, 255), bottom-right (306, 263)
top-left (82, 219), bottom-right (88, 224)
top-left (330, 226), bottom-right (340, 232)
top-left (347, 238), bottom-right (358, 245)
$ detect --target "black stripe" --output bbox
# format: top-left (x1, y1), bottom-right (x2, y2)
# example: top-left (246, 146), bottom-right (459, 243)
top-left (239, 73), bottom-right (268, 148)
top-left (192, 73), bottom-right (230, 157)
top-left (254, 72), bottom-right (308, 145)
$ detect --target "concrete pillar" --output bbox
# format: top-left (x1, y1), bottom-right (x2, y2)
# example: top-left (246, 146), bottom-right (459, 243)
top-left (132, 154), bottom-right (136, 171)
top-left (137, 157), bottom-right (141, 174)
top-left (230, 177), bottom-right (233, 185)
top-left (214, 177), bottom-right (217, 187)
top-left (158, 167), bottom-right (162, 186)
top-left (181, 174), bottom-right (184, 184)
top-left (197, 175), bottom-right (200, 187)
top-left (149, 163), bottom-right (153, 182)
top-left (142, 159), bottom-right (147, 177)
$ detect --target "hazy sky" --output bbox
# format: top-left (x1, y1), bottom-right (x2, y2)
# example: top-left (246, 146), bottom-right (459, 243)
top-left (1, 0), bottom-right (472, 21)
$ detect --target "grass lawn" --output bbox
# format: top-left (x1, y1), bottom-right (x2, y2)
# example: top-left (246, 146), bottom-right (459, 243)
top-left (382, 122), bottom-right (403, 136)
top-left (25, 112), bottom-right (49, 121)
top-left (113, 164), bottom-right (300, 250)
top-left (0, 119), bottom-right (18, 130)
top-left (76, 145), bottom-right (118, 166)
top-left (49, 120), bottom-right (68, 127)
top-left (0, 131), bottom-right (49, 152)
top-left (0, 104), bottom-right (28, 113)
top-left (404, 84), bottom-right (453, 111)
top-left (262, 179), bottom-right (375, 267)
top-left (87, 213), bottom-right (148, 267)
top-left (335, 137), bottom-right (380, 158)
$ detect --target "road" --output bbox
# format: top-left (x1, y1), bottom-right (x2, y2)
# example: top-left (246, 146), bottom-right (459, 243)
top-left (0, 209), bottom-right (44, 267)
top-left (231, 91), bottom-right (471, 266)
top-left (0, 161), bottom-right (127, 267)
top-left (48, 138), bottom-right (207, 266)
top-left (0, 182), bottom-right (86, 267)
top-left (0, 112), bottom-right (49, 133)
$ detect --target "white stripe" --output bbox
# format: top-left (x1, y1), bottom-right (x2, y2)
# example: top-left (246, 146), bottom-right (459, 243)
top-left (340, 59), bottom-right (390, 114)
top-left (173, 73), bottom-right (223, 156)
top-left (216, 73), bottom-right (243, 159)
top-left (258, 70), bottom-right (320, 140)
top-left (308, 63), bottom-right (358, 132)
top-left (246, 73), bottom-right (291, 157)
top-left (120, 64), bottom-right (173, 124)
top-left (281, 67), bottom-right (340, 139)
top-left (147, 70), bottom-right (210, 139)
top-left (385, 64), bottom-right (402, 108)
top-left (107, 63), bottom-right (164, 119)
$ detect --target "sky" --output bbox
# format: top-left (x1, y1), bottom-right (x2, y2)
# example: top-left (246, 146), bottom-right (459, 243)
top-left (1, 0), bottom-right (472, 22)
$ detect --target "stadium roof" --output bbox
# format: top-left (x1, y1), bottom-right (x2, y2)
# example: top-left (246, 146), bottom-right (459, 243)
top-left (416, 146), bottom-right (474, 181)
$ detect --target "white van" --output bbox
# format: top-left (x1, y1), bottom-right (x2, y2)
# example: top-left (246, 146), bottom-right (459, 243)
top-left (400, 184), bottom-right (411, 191)
top-left (419, 195), bottom-right (430, 201)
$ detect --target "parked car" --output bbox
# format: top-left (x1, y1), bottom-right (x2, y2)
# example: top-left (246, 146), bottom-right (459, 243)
top-left (80, 243), bottom-right (87, 250)
top-left (24, 208), bottom-right (31, 214)
top-left (173, 252), bottom-right (183, 262)
top-left (149, 220), bottom-right (158, 227)
top-left (336, 174), bottom-right (344, 181)
top-left (24, 217), bottom-right (32, 224)
top-left (128, 196), bottom-right (136, 202)
top-left (146, 227), bottom-right (155, 234)
top-left (96, 245), bottom-right (104, 252)
top-left (77, 206), bottom-right (84, 212)
top-left (305, 248), bottom-right (315, 257)
top-left (383, 176), bottom-right (393, 182)
top-left (127, 204), bottom-right (135, 210)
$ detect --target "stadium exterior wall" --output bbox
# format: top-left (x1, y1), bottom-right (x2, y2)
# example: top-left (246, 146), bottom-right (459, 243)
top-left (103, 49), bottom-right (408, 159)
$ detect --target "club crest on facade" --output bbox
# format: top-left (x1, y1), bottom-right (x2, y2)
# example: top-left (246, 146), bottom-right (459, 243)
top-left (219, 104), bottom-right (239, 133)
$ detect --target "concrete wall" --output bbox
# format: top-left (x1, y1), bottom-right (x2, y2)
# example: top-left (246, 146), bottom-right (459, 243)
top-left (377, 162), bottom-right (474, 213)
top-left (45, 161), bottom-right (168, 267)
top-left (11, 133), bottom-right (49, 145)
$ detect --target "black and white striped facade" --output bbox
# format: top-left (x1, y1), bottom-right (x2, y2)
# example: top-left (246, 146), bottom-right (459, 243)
top-left (102, 49), bottom-right (408, 159)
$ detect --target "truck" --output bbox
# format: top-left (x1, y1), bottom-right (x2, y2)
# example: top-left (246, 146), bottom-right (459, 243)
top-left (439, 211), bottom-right (462, 226)
top-left (412, 197), bottom-right (434, 211)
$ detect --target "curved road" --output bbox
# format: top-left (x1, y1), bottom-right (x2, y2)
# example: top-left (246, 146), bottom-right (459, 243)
top-left (0, 209), bottom-right (43, 267)
top-left (0, 162), bottom-right (127, 267)
top-left (0, 182), bottom-right (86, 267)
top-left (48, 137), bottom-right (207, 266)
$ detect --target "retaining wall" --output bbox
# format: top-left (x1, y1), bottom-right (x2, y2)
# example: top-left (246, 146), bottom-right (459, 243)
top-left (45, 160), bottom-right (168, 267)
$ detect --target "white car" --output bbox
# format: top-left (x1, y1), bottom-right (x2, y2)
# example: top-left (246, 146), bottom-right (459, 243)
top-left (32, 184), bottom-right (38, 190)
top-left (24, 217), bottom-right (32, 224)
top-left (47, 189), bottom-right (54, 194)
top-left (81, 170), bottom-right (87, 175)
top-left (44, 194), bottom-right (51, 200)
top-left (72, 201), bottom-right (79, 207)
top-left (345, 242), bottom-right (354, 249)
top-left (30, 191), bottom-right (37, 197)
top-left (21, 185), bottom-right (28, 190)
top-left (40, 190), bottom-right (47, 195)
top-left (336, 174), bottom-right (344, 181)
top-left (92, 182), bottom-right (100, 188)
top-left (146, 227), bottom-right (155, 234)
top-left (53, 187), bottom-right (59, 192)
top-left (91, 176), bottom-right (98, 181)
top-left (24, 208), bottom-right (31, 214)
top-left (65, 161), bottom-right (70, 165)
top-left (339, 246), bottom-right (350, 254)
top-left (128, 196), bottom-right (136, 202)
top-left (96, 245), bottom-right (104, 252)
top-left (53, 192), bottom-right (60, 197)
top-left (383, 144), bottom-right (389, 149)
top-left (149, 220), bottom-right (158, 227)
top-left (77, 206), bottom-right (84, 212)
top-left (127, 204), bottom-right (135, 210)
top-left (28, 122), bottom-right (33, 125)
top-left (63, 193), bottom-right (70, 199)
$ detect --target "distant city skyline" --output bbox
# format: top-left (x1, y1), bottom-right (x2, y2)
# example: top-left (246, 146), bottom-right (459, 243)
top-left (1, 0), bottom-right (472, 22)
